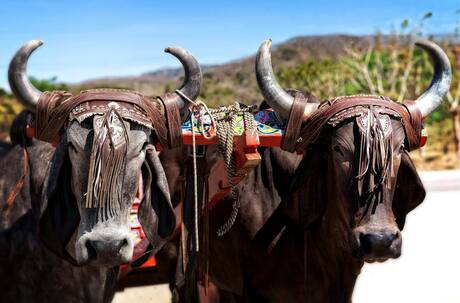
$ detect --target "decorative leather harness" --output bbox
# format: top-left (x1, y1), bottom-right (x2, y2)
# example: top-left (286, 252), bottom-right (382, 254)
top-left (32, 89), bottom-right (182, 149)
top-left (281, 94), bottom-right (423, 152)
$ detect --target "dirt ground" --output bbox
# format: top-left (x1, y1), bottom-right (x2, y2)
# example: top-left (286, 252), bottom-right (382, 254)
top-left (113, 284), bottom-right (171, 303)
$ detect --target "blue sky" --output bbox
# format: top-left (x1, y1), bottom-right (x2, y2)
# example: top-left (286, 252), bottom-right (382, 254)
top-left (0, 0), bottom-right (458, 90)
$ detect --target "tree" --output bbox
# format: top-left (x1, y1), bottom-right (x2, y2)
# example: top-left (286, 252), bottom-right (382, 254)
top-left (30, 76), bottom-right (69, 92)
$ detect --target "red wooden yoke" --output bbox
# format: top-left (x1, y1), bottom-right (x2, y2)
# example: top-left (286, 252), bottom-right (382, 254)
top-left (180, 108), bottom-right (284, 208)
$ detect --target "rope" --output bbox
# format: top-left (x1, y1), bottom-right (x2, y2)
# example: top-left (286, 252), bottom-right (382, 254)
top-left (214, 104), bottom-right (239, 236)
top-left (210, 103), bottom-right (256, 236)
top-left (177, 90), bottom-right (215, 251)
top-left (175, 90), bottom-right (257, 236)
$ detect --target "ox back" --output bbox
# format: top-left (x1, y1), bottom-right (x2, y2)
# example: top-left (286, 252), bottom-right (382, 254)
top-left (0, 141), bottom-right (11, 157)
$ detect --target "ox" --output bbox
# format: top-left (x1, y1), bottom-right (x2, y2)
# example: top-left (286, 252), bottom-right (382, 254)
top-left (0, 40), bottom-right (202, 301)
top-left (162, 38), bottom-right (451, 302)
top-left (0, 113), bottom-right (116, 302)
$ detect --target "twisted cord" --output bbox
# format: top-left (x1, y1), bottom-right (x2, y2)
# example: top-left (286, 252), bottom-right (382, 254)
top-left (178, 88), bottom-right (256, 236)
top-left (214, 103), bottom-right (239, 236)
top-left (213, 103), bottom-right (257, 236)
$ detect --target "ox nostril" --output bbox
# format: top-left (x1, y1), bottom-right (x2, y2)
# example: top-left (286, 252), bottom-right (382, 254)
top-left (78, 234), bottom-right (133, 265)
top-left (360, 232), bottom-right (399, 256)
top-left (116, 238), bottom-right (129, 253)
top-left (85, 240), bottom-right (98, 260)
top-left (359, 233), bottom-right (373, 254)
top-left (380, 232), bottom-right (398, 247)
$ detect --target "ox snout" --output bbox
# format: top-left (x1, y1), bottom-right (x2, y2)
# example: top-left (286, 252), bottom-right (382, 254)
top-left (353, 229), bottom-right (402, 262)
top-left (76, 230), bottom-right (133, 266)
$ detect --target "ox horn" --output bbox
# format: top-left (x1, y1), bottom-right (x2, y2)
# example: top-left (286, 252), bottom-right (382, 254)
top-left (164, 47), bottom-right (202, 109)
top-left (255, 39), bottom-right (319, 119)
top-left (413, 39), bottom-right (452, 118)
top-left (255, 39), bottom-right (294, 118)
top-left (8, 40), bottom-right (44, 111)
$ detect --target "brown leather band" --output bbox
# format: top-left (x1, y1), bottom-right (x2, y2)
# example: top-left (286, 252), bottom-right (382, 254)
top-left (36, 91), bottom-right (73, 143)
top-left (158, 93), bottom-right (183, 148)
top-left (288, 95), bottom-right (422, 152)
top-left (402, 100), bottom-right (423, 151)
top-left (281, 93), bottom-right (309, 152)
top-left (35, 89), bottom-right (182, 148)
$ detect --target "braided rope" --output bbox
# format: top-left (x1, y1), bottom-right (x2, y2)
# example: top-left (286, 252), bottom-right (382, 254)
top-left (211, 103), bottom-right (256, 236)
top-left (214, 104), bottom-right (239, 236)
top-left (176, 89), bottom-right (256, 236)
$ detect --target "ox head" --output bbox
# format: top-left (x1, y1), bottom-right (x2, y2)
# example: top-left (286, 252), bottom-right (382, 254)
top-left (8, 40), bottom-right (202, 266)
top-left (256, 39), bottom-right (451, 262)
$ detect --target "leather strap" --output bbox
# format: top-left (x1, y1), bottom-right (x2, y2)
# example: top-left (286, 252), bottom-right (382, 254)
top-left (281, 93), bottom-right (309, 152)
top-left (36, 91), bottom-right (73, 143)
top-left (402, 100), bottom-right (423, 151)
top-left (175, 146), bottom-right (208, 298)
top-left (252, 206), bottom-right (289, 253)
top-left (35, 89), bottom-right (182, 148)
top-left (158, 93), bottom-right (183, 148)
top-left (290, 96), bottom-right (422, 152)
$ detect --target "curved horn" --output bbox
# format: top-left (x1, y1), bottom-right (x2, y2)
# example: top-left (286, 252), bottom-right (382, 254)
top-left (255, 39), bottom-right (294, 118)
top-left (414, 39), bottom-right (452, 118)
top-left (164, 47), bottom-right (202, 109)
top-left (8, 40), bottom-right (44, 111)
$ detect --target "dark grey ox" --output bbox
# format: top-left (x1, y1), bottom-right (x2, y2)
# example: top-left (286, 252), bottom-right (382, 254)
top-left (161, 38), bottom-right (451, 302)
top-left (0, 130), bottom-right (115, 302)
top-left (0, 40), bottom-right (201, 302)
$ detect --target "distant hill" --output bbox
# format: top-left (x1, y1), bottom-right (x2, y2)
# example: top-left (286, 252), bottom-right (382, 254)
top-left (73, 35), bottom-right (374, 104)
top-left (71, 33), bottom-right (458, 106)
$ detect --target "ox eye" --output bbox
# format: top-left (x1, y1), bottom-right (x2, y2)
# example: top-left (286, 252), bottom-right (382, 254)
top-left (399, 142), bottom-right (405, 152)
top-left (138, 142), bottom-right (149, 154)
top-left (333, 145), bottom-right (344, 157)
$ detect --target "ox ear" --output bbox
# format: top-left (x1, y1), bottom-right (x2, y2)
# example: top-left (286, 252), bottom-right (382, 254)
top-left (38, 137), bottom-right (80, 264)
top-left (282, 148), bottom-right (328, 229)
top-left (138, 146), bottom-right (176, 253)
top-left (392, 151), bottom-right (426, 229)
